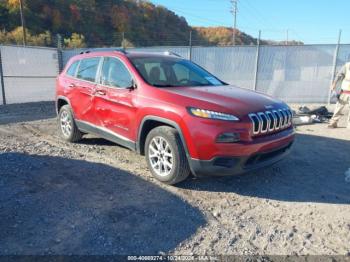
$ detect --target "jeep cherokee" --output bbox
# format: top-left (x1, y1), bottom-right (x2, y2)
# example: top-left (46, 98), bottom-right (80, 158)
top-left (56, 50), bottom-right (294, 184)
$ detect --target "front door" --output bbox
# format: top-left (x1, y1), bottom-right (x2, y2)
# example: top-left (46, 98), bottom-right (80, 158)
top-left (94, 57), bottom-right (137, 145)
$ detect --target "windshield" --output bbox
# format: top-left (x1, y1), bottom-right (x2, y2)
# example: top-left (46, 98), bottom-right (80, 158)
top-left (128, 56), bottom-right (226, 87)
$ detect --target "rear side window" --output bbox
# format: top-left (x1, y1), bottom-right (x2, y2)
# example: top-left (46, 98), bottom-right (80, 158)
top-left (66, 60), bottom-right (79, 77)
top-left (76, 57), bottom-right (100, 82)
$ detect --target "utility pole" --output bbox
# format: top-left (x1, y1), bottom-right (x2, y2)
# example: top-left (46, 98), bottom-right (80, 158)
top-left (19, 0), bottom-right (27, 46)
top-left (230, 0), bottom-right (238, 46)
top-left (286, 29), bottom-right (289, 45)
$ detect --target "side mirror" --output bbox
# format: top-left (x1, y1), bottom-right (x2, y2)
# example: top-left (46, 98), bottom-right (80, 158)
top-left (127, 79), bottom-right (137, 90)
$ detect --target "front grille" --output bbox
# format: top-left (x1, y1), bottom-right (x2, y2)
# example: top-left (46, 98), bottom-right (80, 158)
top-left (249, 108), bottom-right (293, 136)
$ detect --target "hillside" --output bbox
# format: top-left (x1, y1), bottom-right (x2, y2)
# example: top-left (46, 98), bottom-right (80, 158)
top-left (0, 0), bottom-right (300, 47)
top-left (194, 27), bottom-right (260, 46)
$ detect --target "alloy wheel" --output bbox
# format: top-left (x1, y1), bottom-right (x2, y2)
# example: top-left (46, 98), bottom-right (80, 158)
top-left (60, 110), bottom-right (72, 137)
top-left (148, 136), bottom-right (174, 177)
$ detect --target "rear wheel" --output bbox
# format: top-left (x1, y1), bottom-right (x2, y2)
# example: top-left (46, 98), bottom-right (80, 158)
top-left (58, 105), bottom-right (82, 142)
top-left (145, 126), bottom-right (190, 185)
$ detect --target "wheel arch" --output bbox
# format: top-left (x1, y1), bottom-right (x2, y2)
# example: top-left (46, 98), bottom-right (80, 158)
top-left (137, 116), bottom-right (190, 159)
top-left (56, 96), bottom-right (73, 116)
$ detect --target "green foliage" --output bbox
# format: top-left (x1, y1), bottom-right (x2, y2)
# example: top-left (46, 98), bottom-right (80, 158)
top-left (0, 0), bottom-right (193, 47)
top-left (121, 38), bottom-right (134, 48)
top-left (0, 26), bottom-right (52, 46)
top-left (64, 33), bottom-right (86, 48)
top-left (0, 2), bottom-right (9, 30)
top-left (0, 0), bottom-right (301, 47)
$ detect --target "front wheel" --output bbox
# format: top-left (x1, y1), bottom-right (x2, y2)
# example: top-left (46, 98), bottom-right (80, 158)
top-left (145, 126), bottom-right (190, 185)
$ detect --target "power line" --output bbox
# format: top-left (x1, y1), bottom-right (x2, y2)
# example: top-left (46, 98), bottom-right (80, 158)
top-left (162, 5), bottom-right (230, 26)
top-left (239, 0), bottom-right (305, 43)
top-left (238, 0), bottom-right (272, 30)
top-left (243, 0), bottom-right (276, 28)
top-left (162, 3), bottom-right (259, 32)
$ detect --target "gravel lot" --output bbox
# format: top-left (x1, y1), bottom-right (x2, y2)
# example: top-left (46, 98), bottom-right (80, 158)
top-left (0, 102), bottom-right (350, 256)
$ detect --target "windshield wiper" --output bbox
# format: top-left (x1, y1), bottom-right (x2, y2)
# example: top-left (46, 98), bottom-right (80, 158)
top-left (153, 83), bottom-right (219, 88)
top-left (153, 84), bottom-right (178, 87)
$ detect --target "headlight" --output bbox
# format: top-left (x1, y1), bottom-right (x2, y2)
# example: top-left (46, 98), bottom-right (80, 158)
top-left (187, 107), bottom-right (239, 121)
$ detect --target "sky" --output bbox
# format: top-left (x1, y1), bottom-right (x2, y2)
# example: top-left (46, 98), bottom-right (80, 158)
top-left (150, 0), bottom-right (349, 44)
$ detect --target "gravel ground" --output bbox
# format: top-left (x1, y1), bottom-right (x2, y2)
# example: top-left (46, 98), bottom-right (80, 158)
top-left (0, 102), bottom-right (349, 256)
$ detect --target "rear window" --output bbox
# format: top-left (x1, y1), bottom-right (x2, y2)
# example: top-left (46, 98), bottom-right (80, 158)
top-left (66, 60), bottom-right (79, 77)
top-left (76, 57), bottom-right (100, 82)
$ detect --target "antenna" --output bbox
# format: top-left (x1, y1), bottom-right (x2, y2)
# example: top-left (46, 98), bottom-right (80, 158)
top-left (164, 51), bottom-right (182, 57)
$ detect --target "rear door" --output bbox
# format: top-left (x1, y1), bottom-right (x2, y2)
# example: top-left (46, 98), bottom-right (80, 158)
top-left (69, 57), bottom-right (101, 124)
top-left (94, 56), bottom-right (137, 144)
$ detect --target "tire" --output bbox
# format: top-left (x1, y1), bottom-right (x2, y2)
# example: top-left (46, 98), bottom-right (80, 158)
top-left (145, 126), bottom-right (190, 185)
top-left (58, 105), bottom-right (82, 142)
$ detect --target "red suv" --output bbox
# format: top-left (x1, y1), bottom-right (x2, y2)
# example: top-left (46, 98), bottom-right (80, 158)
top-left (56, 50), bottom-right (294, 184)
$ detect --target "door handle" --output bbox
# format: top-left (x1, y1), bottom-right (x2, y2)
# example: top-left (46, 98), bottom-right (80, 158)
top-left (95, 89), bottom-right (106, 96)
top-left (68, 83), bottom-right (76, 88)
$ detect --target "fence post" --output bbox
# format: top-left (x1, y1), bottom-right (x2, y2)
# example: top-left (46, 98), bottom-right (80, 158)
top-left (122, 32), bottom-right (125, 49)
top-left (189, 30), bottom-right (193, 61)
top-left (328, 29), bottom-right (342, 105)
top-left (253, 30), bottom-right (261, 91)
top-left (56, 34), bottom-right (64, 73)
top-left (0, 47), bottom-right (6, 105)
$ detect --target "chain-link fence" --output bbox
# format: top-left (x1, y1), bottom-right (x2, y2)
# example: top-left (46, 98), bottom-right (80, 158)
top-left (0, 50), bottom-right (4, 105)
top-left (61, 44), bottom-right (349, 103)
top-left (0, 45), bottom-right (59, 104)
top-left (1, 43), bottom-right (349, 105)
top-left (256, 45), bottom-right (336, 103)
top-left (191, 46), bottom-right (258, 91)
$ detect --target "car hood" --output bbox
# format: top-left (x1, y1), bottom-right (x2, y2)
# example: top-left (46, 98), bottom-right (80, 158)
top-left (163, 85), bottom-right (285, 116)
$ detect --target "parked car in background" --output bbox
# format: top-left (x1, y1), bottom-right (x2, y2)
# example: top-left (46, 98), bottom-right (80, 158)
top-left (56, 50), bottom-right (295, 184)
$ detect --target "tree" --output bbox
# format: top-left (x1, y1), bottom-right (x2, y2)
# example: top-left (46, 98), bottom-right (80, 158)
top-left (6, 0), bottom-right (20, 9)
top-left (121, 38), bottom-right (134, 48)
top-left (64, 33), bottom-right (86, 48)
top-left (0, 27), bottom-right (52, 46)
top-left (0, 0), bottom-right (301, 47)
top-left (0, 2), bottom-right (9, 30)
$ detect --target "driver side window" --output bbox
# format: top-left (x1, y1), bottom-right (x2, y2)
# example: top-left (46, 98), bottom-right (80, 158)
top-left (100, 57), bottom-right (133, 88)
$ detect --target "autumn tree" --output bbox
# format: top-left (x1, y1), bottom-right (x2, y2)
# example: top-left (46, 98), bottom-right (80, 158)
top-left (64, 33), bottom-right (86, 48)
top-left (0, 0), bottom-right (299, 47)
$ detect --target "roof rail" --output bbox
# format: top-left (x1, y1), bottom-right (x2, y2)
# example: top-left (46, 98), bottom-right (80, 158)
top-left (113, 48), bottom-right (127, 54)
top-left (78, 48), bottom-right (127, 55)
top-left (163, 51), bottom-right (182, 57)
top-left (79, 50), bottom-right (91, 55)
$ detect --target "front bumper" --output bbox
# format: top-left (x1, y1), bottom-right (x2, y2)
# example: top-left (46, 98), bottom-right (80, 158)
top-left (189, 141), bottom-right (293, 177)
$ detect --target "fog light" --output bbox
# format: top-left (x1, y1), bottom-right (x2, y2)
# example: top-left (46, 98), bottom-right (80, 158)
top-left (216, 132), bottom-right (240, 143)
